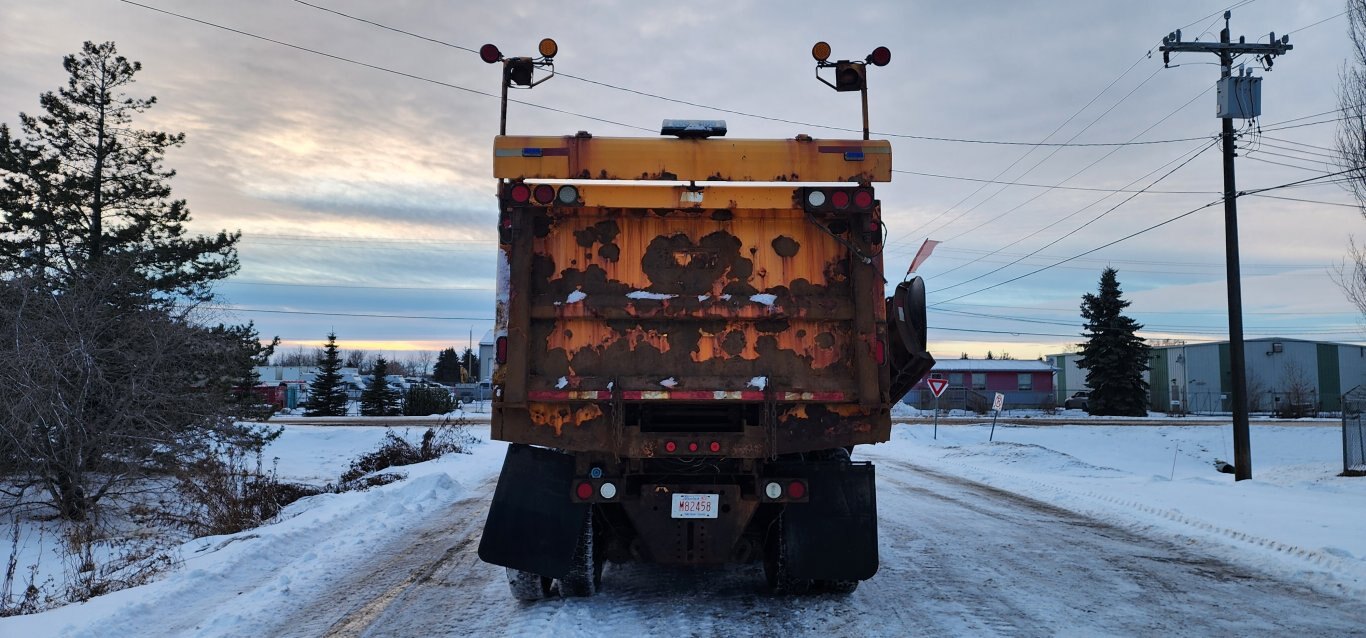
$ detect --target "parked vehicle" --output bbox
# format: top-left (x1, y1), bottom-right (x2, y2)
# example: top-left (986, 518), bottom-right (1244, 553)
top-left (1064, 391), bottom-right (1091, 410)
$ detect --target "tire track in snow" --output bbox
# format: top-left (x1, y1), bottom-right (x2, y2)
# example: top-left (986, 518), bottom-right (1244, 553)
top-left (871, 446), bottom-right (1366, 596)
top-left (867, 452), bottom-right (1366, 635)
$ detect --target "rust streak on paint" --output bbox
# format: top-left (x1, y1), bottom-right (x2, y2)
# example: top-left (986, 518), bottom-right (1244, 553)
top-left (529, 403), bottom-right (604, 436)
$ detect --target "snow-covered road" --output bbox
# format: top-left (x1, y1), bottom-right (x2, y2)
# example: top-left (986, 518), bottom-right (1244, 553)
top-left (256, 448), bottom-right (1366, 636)
top-left (7, 423), bottom-right (1366, 637)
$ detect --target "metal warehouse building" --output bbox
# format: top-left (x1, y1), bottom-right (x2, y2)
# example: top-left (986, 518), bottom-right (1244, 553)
top-left (1049, 337), bottom-right (1366, 415)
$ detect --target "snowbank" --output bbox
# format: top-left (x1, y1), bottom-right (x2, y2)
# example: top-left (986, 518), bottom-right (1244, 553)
top-left (872, 423), bottom-right (1366, 596)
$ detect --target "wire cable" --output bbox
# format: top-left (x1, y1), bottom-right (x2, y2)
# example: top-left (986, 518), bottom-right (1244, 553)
top-left (929, 167), bottom-right (1366, 306)
top-left (114, 0), bottom-right (655, 133)
top-left (929, 140), bottom-right (1217, 293)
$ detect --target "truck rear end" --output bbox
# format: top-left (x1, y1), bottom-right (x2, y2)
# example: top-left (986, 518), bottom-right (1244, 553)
top-left (477, 128), bottom-right (933, 598)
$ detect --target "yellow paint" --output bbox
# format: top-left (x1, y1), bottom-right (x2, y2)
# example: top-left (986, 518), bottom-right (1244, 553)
top-left (494, 136), bottom-right (892, 182)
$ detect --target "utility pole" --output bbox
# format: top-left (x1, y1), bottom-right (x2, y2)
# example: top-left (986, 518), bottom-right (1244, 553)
top-left (1159, 12), bottom-right (1292, 481)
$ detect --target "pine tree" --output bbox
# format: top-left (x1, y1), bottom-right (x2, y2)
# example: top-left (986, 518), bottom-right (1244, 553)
top-left (432, 347), bottom-right (460, 383)
top-left (305, 332), bottom-right (348, 416)
top-left (0, 41), bottom-right (238, 300)
top-left (361, 356), bottom-right (401, 416)
top-left (985, 351), bottom-right (995, 360)
top-left (1076, 268), bottom-right (1151, 416)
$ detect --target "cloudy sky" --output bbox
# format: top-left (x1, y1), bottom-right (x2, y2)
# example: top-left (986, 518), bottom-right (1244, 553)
top-left (1, 0), bottom-right (1360, 361)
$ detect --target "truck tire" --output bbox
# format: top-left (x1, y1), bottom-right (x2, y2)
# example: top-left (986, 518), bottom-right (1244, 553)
top-left (558, 510), bottom-right (598, 597)
top-left (506, 568), bottom-right (552, 601)
top-left (764, 514), bottom-right (812, 595)
top-left (821, 579), bottom-right (859, 594)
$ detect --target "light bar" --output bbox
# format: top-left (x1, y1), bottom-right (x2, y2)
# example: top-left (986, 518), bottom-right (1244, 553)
top-left (661, 119), bottom-right (727, 139)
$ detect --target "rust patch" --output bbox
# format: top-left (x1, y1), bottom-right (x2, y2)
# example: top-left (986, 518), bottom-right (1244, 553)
top-left (529, 403), bottom-right (604, 436)
top-left (721, 330), bottom-right (746, 356)
top-left (641, 231), bottom-right (755, 297)
top-left (771, 236), bottom-right (800, 257)
top-left (573, 220), bottom-right (620, 248)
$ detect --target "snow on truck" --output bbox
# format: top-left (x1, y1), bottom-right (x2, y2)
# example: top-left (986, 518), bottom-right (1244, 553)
top-left (475, 39), bottom-right (934, 598)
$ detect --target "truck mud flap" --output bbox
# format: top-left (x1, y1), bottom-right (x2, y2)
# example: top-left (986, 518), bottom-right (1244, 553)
top-left (477, 444), bottom-right (587, 578)
top-left (780, 461), bottom-right (879, 581)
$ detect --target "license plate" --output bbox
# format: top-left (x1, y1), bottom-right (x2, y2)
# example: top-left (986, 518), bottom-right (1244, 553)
top-left (670, 493), bottom-right (719, 519)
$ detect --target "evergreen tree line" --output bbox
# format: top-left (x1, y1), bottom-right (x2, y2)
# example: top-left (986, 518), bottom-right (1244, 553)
top-left (269, 343), bottom-right (479, 382)
top-left (303, 332), bottom-right (458, 417)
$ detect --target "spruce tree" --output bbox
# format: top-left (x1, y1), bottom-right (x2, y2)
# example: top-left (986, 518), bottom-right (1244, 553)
top-left (432, 347), bottom-right (460, 383)
top-left (1076, 268), bottom-right (1151, 416)
top-left (306, 332), bottom-right (348, 416)
top-left (0, 41), bottom-right (238, 300)
top-left (361, 356), bottom-right (401, 416)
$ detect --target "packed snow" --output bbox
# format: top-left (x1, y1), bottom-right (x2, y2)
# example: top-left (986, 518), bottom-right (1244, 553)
top-left (3, 420), bottom-right (1363, 636)
top-left (626, 291), bottom-right (674, 301)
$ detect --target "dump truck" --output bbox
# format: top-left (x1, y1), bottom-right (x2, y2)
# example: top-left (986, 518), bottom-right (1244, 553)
top-left (475, 118), bottom-right (935, 598)
top-left (473, 39), bottom-right (932, 598)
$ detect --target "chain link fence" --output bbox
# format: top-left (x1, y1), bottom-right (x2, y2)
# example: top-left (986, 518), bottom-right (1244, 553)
top-left (1343, 387), bottom-right (1366, 476)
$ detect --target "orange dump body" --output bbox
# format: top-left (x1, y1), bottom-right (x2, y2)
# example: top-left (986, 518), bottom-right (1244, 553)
top-left (491, 135), bottom-right (894, 458)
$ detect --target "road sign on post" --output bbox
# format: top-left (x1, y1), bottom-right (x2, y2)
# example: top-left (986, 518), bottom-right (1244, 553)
top-left (990, 393), bottom-right (1005, 441)
top-left (926, 378), bottom-right (949, 440)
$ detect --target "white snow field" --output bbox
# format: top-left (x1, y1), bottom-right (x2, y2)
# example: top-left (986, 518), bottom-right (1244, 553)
top-left (3, 421), bottom-right (1364, 636)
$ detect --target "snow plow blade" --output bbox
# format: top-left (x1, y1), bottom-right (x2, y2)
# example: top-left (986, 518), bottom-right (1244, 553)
top-left (477, 444), bottom-right (586, 578)
top-left (888, 277), bottom-right (935, 402)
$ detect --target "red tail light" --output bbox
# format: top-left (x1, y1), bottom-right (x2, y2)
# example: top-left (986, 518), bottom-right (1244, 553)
top-left (508, 183), bottom-right (531, 203)
top-left (688, 442), bottom-right (699, 453)
top-left (787, 480), bottom-right (807, 500)
top-left (495, 336), bottom-right (508, 363)
top-left (575, 481), bottom-right (593, 500)
top-left (665, 440), bottom-right (677, 453)
top-left (709, 441), bottom-right (721, 453)
top-left (873, 338), bottom-right (886, 364)
top-left (830, 190), bottom-right (851, 209)
top-left (533, 184), bottom-right (555, 204)
top-left (853, 189), bottom-right (874, 209)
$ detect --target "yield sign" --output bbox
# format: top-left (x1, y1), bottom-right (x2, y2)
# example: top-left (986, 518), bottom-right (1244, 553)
top-left (927, 378), bottom-right (949, 398)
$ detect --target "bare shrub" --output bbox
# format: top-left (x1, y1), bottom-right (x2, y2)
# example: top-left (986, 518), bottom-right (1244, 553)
top-left (338, 419), bottom-right (477, 490)
top-left (156, 437), bottom-right (321, 538)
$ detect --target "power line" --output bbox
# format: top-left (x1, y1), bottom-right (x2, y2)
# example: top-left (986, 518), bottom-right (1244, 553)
top-left (934, 300), bottom-right (1356, 317)
top-left (278, 0), bottom-right (1255, 150)
top-left (914, 69), bottom-right (1187, 244)
top-left (210, 307), bottom-right (494, 322)
top-left (119, 1), bottom-right (1361, 151)
top-left (1245, 193), bottom-right (1360, 208)
top-left (929, 167), bottom-right (1366, 305)
top-left (930, 139), bottom-right (1217, 293)
top-left (113, 0), bottom-right (655, 133)
top-left (889, 168), bottom-right (1216, 194)
top-left (909, 246), bottom-right (1330, 271)
top-left (220, 280), bottom-right (495, 291)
